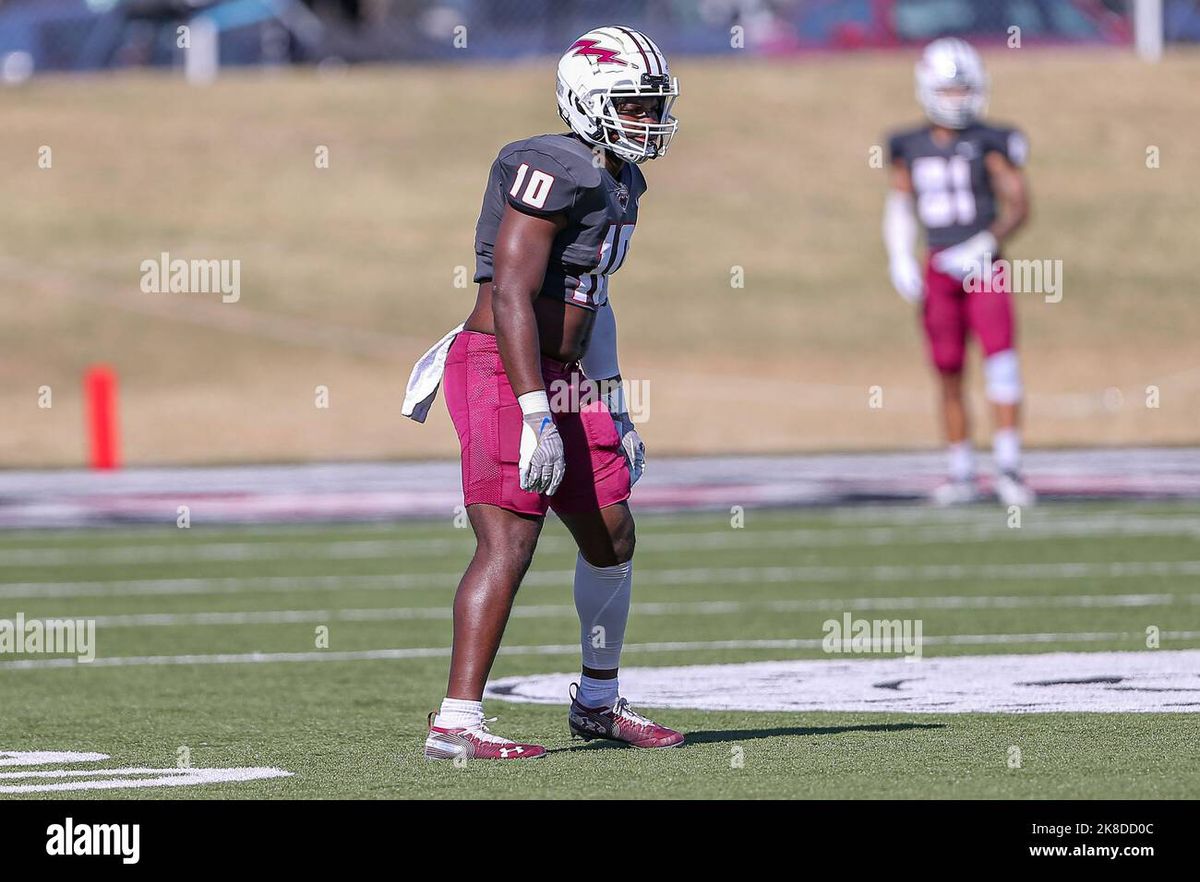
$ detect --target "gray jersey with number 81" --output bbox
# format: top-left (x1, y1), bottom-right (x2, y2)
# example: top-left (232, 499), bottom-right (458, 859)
top-left (888, 122), bottom-right (1027, 249)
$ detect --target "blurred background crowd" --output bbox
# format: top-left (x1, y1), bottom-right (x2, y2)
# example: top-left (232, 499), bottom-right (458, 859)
top-left (0, 0), bottom-right (1195, 76)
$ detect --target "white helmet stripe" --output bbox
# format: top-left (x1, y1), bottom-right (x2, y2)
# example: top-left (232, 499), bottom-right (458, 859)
top-left (639, 31), bottom-right (666, 76)
top-left (639, 32), bottom-right (669, 74)
top-left (615, 25), bottom-right (657, 75)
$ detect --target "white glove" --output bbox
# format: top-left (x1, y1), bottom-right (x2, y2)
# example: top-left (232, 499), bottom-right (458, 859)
top-left (517, 392), bottom-right (565, 496)
top-left (889, 257), bottom-right (925, 304)
top-left (931, 230), bottom-right (998, 281)
top-left (612, 411), bottom-right (645, 486)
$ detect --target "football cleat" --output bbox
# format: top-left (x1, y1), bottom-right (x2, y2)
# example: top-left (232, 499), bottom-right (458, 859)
top-left (424, 712), bottom-right (546, 761)
top-left (568, 684), bottom-right (684, 749)
top-left (994, 470), bottom-right (1037, 508)
top-left (930, 478), bottom-right (983, 506)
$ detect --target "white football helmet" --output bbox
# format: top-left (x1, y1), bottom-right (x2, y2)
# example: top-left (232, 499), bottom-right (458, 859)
top-left (915, 37), bottom-right (988, 129)
top-left (556, 26), bottom-right (679, 164)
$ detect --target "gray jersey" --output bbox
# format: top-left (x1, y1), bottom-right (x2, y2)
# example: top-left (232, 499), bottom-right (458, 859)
top-left (888, 122), bottom-right (1028, 248)
top-left (473, 133), bottom-right (646, 311)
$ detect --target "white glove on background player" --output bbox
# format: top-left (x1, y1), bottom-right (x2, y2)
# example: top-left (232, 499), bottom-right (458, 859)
top-left (889, 257), bottom-right (925, 304)
top-left (931, 230), bottom-right (998, 281)
top-left (517, 391), bottom-right (565, 495)
top-left (882, 191), bottom-right (924, 304)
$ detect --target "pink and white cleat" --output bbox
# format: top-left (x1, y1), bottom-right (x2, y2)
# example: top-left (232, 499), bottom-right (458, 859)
top-left (424, 712), bottom-right (546, 761)
top-left (568, 684), bottom-right (685, 749)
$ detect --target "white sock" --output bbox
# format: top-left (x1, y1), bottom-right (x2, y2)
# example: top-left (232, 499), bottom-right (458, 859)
top-left (435, 697), bottom-right (483, 730)
top-left (948, 441), bottom-right (976, 482)
top-left (993, 428), bottom-right (1021, 474)
top-left (577, 673), bottom-right (619, 709)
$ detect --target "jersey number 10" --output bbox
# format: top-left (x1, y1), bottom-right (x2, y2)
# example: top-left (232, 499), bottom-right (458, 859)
top-left (509, 163), bottom-right (556, 209)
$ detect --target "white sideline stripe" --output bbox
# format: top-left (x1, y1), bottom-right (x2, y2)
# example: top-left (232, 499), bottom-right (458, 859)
top-left (77, 592), bottom-right (1188, 628)
top-left (4, 631), bottom-right (1199, 671)
top-left (5, 559), bottom-right (1200, 599)
top-left (5, 517), bottom-right (1200, 566)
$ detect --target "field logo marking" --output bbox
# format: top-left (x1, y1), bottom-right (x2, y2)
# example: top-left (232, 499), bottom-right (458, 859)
top-left (0, 751), bottom-right (107, 766)
top-left (485, 649), bottom-right (1200, 714)
top-left (0, 750), bottom-right (292, 795)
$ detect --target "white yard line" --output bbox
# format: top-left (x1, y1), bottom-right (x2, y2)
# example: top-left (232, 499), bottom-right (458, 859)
top-left (61, 592), bottom-right (1189, 628)
top-left (4, 560), bottom-right (1200, 599)
top-left (3, 517), bottom-right (1200, 566)
top-left (4, 631), bottom-right (1199, 671)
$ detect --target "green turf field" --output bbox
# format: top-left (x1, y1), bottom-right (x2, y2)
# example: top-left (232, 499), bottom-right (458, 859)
top-left (2, 501), bottom-right (1199, 799)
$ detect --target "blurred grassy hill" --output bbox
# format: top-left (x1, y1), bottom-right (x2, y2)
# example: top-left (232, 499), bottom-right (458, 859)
top-left (1, 49), bottom-right (1197, 466)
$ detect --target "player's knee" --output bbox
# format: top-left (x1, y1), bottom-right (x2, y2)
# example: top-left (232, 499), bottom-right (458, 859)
top-left (475, 524), bottom-right (539, 573)
top-left (933, 348), bottom-right (965, 377)
top-left (578, 517), bottom-right (635, 568)
top-left (611, 522), bottom-right (636, 566)
top-left (504, 533), bottom-right (540, 571)
top-left (938, 369), bottom-right (965, 396)
top-left (985, 349), bottom-right (1023, 404)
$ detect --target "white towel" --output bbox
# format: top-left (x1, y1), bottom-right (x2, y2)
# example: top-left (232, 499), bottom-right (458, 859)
top-left (402, 322), bottom-right (465, 423)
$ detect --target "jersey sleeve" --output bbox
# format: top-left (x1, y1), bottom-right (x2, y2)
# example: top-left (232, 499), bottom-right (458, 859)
top-left (499, 149), bottom-right (579, 218)
top-left (985, 126), bottom-right (1029, 168)
top-left (887, 132), bottom-right (907, 165)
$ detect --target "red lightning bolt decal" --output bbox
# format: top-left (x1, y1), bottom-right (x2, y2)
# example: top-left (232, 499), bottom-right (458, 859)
top-left (570, 39), bottom-right (628, 66)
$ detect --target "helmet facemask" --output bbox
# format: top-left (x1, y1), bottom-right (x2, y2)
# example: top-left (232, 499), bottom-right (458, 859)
top-left (922, 83), bottom-right (987, 130)
top-left (915, 38), bottom-right (988, 130)
top-left (560, 72), bottom-right (679, 164)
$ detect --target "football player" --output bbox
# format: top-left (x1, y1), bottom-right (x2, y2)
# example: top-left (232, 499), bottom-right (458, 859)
top-left (883, 38), bottom-right (1035, 506)
top-left (419, 26), bottom-right (685, 760)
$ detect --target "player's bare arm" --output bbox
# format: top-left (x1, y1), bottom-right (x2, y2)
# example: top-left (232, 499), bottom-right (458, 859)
top-left (473, 205), bottom-right (570, 394)
top-left (889, 159), bottom-right (913, 194)
top-left (985, 150), bottom-right (1030, 246)
top-left (465, 205), bottom-right (595, 370)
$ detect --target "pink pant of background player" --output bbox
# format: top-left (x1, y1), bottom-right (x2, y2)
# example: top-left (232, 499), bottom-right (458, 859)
top-left (922, 253), bottom-right (1015, 373)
